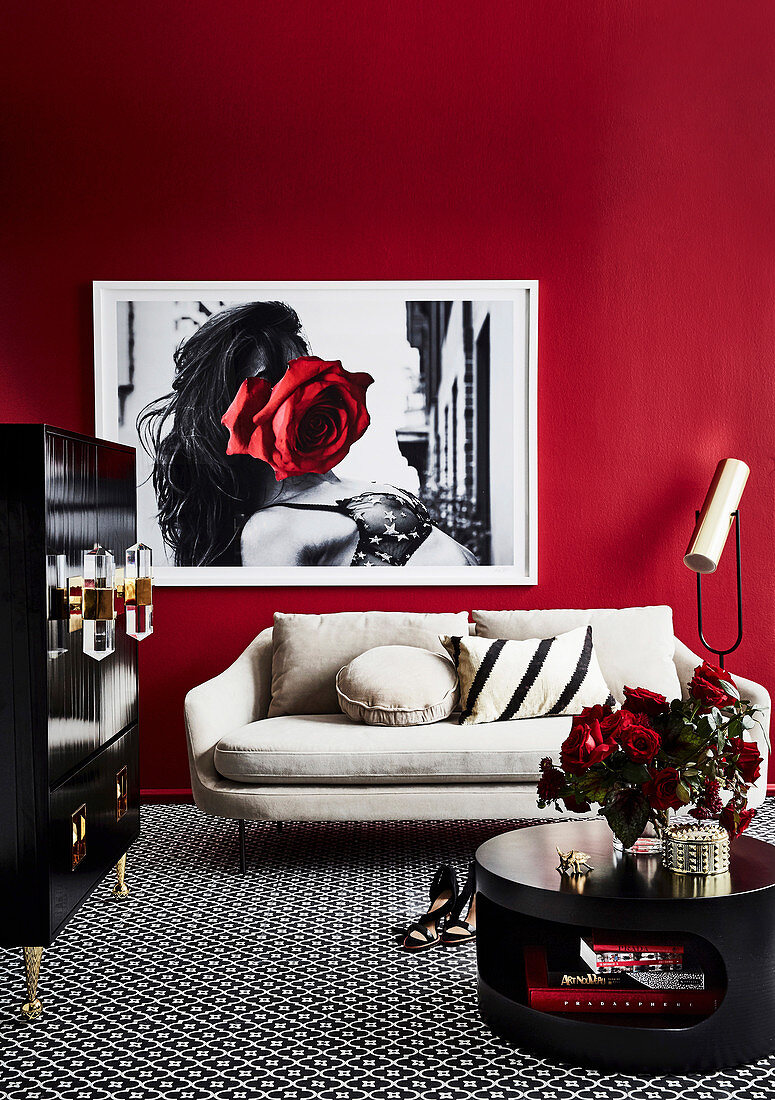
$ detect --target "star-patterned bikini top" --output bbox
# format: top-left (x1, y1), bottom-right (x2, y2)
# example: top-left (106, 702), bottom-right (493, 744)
top-left (264, 486), bottom-right (433, 566)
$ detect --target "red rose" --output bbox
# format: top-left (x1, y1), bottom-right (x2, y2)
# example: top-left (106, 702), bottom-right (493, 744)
top-left (642, 766), bottom-right (684, 811)
top-left (599, 711), bottom-right (624, 741)
top-left (726, 737), bottom-right (763, 785)
top-left (561, 719), bottom-right (617, 775)
top-left (576, 704), bottom-right (614, 723)
top-left (601, 709), bottom-right (652, 741)
top-left (623, 686), bottom-right (670, 717)
top-left (221, 356), bottom-right (373, 480)
top-left (720, 800), bottom-right (755, 839)
top-left (619, 722), bottom-right (662, 764)
top-left (563, 793), bottom-right (592, 814)
top-left (689, 662), bottom-right (739, 711)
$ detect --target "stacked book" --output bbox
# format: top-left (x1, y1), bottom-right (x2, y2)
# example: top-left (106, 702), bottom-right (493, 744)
top-left (524, 934), bottom-right (721, 1016)
top-left (579, 936), bottom-right (693, 983)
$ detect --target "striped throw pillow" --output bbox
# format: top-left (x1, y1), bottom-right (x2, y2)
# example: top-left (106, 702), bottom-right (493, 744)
top-left (441, 625), bottom-right (615, 725)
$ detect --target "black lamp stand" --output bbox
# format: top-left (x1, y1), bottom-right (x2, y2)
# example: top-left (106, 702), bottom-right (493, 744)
top-left (696, 509), bottom-right (743, 669)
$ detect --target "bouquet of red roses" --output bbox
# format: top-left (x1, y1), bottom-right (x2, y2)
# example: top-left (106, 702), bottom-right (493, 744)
top-left (537, 662), bottom-right (763, 850)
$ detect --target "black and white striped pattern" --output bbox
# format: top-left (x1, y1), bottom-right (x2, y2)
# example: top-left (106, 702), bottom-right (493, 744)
top-left (443, 625), bottom-right (615, 725)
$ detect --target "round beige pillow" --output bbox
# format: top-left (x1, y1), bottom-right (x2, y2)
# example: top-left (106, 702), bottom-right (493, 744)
top-left (336, 645), bottom-right (460, 726)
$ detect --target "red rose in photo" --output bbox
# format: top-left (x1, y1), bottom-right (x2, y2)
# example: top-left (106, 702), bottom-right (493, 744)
top-left (619, 722), bottom-right (662, 764)
top-left (689, 662), bottom-right (739, 711)
top-left (720, 800), bottom-right (755, 839)
top-left (726, 736), bottom-right (763, 785)
top-left (623, 686), bottom-right (670, 717)
top-left (222, 357), bottom-right (373, 480)
top-left (642, 766), bottom-right (684, 811)
top-left (561, 718), bottom-right (617, 775)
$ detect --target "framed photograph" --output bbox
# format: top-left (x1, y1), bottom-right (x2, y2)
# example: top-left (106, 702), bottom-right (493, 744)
top-left (94, 281), bottom-right (537, 586)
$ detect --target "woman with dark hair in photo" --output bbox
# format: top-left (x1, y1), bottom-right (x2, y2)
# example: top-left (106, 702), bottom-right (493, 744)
top-left (138, 301), bottom-right (478, 568)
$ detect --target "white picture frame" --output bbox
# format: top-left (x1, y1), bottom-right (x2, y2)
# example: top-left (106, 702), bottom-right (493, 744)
top-left (94, 280), bottom-right (538, 586)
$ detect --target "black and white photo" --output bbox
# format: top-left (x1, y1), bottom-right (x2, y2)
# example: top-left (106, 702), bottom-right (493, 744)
top-left (94, 281), bottom-right (537, 585)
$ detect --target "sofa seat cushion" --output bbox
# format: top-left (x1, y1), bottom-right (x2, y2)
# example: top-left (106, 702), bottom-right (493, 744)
top-left (213, 713), bottom-right (573, 785)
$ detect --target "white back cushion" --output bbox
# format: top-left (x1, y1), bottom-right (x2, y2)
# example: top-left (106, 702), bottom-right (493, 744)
top-left (472, 606), bottom-right (681, 704)
top-left (270, 610), bottom-right (470, 716)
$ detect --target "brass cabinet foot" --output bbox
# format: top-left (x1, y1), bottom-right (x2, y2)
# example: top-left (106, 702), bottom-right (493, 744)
top-left (21, 947), bottom-right (43, 1021)
top-left (112, 853), bottom-right (130, 899)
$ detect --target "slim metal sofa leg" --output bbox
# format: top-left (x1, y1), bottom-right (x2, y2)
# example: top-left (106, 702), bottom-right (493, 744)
top-left (238, 819), bottom-right (247, 874)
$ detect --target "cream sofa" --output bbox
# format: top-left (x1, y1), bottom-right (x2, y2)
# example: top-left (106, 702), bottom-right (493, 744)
top-left (184, 614), bottom-right (770, 871)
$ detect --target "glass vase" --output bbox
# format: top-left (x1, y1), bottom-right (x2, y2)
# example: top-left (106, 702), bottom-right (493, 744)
top-left (612, 819), bottom-right (664, 856)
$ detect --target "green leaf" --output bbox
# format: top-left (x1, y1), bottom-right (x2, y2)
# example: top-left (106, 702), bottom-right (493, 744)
top-left (575, 768), bottom-right (613, 805)
top-left (601, 791), bottom-right (651, 850)
top-left (676, 781), bottom-right (692, 804)
top-left (617, 762), bottom-right (651, 785)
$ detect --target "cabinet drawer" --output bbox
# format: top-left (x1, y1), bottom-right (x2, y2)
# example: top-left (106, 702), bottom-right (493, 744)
top-left (49, 725), bottom-right (139, 935)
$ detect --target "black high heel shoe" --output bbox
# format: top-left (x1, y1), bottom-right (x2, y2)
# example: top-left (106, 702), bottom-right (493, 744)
top-left (442, 861), bottom-right (477, 946)
top-left (395, 865), bottom-right (459, 951)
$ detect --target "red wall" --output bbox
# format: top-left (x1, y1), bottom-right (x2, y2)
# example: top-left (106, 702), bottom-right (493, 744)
top-left (2, 1), bottom-right (774, 790)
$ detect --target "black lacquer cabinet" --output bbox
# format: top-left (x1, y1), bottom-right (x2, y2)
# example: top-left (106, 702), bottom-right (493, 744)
top-left (0, 426), bottom-right (140, 1020)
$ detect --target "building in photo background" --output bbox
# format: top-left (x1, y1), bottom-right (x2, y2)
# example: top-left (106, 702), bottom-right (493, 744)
top-left (405, 301), bottom-right (514, 567)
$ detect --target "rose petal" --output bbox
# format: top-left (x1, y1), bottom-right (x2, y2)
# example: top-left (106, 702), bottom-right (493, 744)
top-left (254, 357), bottom-right (372, 424)
top-left (221, 377), bottom-right (273, 454)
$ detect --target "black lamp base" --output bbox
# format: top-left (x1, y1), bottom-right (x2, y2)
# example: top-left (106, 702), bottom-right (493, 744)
top-left (696, 509), bottom-right (743, 670)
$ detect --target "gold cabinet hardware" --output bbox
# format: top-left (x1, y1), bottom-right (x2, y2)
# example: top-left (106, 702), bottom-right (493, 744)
top-left (82, 587), bottom-right (115, 621)
top-left (116, 766), bottom-right (128, 821)
top-left (124, 576), bottom-right (153, 605)
top-left (71, 805), bottom-right (86, 869)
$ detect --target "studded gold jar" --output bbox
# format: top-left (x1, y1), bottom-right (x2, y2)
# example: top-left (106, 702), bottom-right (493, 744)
top-left (662, 821), bottom-right (730, 876)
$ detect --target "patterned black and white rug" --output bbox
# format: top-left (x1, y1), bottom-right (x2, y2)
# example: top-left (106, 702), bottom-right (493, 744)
top-left (1, 801), bottom-right (775, 1100)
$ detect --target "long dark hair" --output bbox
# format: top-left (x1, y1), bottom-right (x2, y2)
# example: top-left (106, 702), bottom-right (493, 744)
top-left (137, 301), bottom-right (309, 566)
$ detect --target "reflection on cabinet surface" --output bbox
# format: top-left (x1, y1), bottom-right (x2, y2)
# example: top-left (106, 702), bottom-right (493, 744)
top-left (0, 426), bottom-right (140, 1016)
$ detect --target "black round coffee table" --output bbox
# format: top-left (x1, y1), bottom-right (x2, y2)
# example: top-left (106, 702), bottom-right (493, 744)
top-left (475, 820), bottom-right (775, 1072)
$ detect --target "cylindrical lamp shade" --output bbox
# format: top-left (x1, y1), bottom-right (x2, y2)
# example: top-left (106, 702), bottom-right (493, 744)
top-left (684, 459), bottom-right (749, 574)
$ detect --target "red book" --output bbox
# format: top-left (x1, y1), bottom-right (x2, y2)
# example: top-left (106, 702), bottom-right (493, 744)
top-left (588, 957), bottom-right (683, 969)
top-left (591, 936), bottom-right (684, 954)
top-left (524, 944), bottom-right (549, 987)
top-left (528, 988), bottom-right (720, 1014)
top-left (580, 937), bottom-right (684, 973)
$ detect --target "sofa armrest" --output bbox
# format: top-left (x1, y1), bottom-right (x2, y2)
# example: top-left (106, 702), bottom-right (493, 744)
top-left (184, 627), bottom-right (273, 799)
top-left (673, 636), bottom-right (771, 807)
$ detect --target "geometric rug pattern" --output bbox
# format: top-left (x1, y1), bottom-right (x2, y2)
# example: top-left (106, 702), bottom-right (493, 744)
top-left (1, 800), bottom-right (775, 1100)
